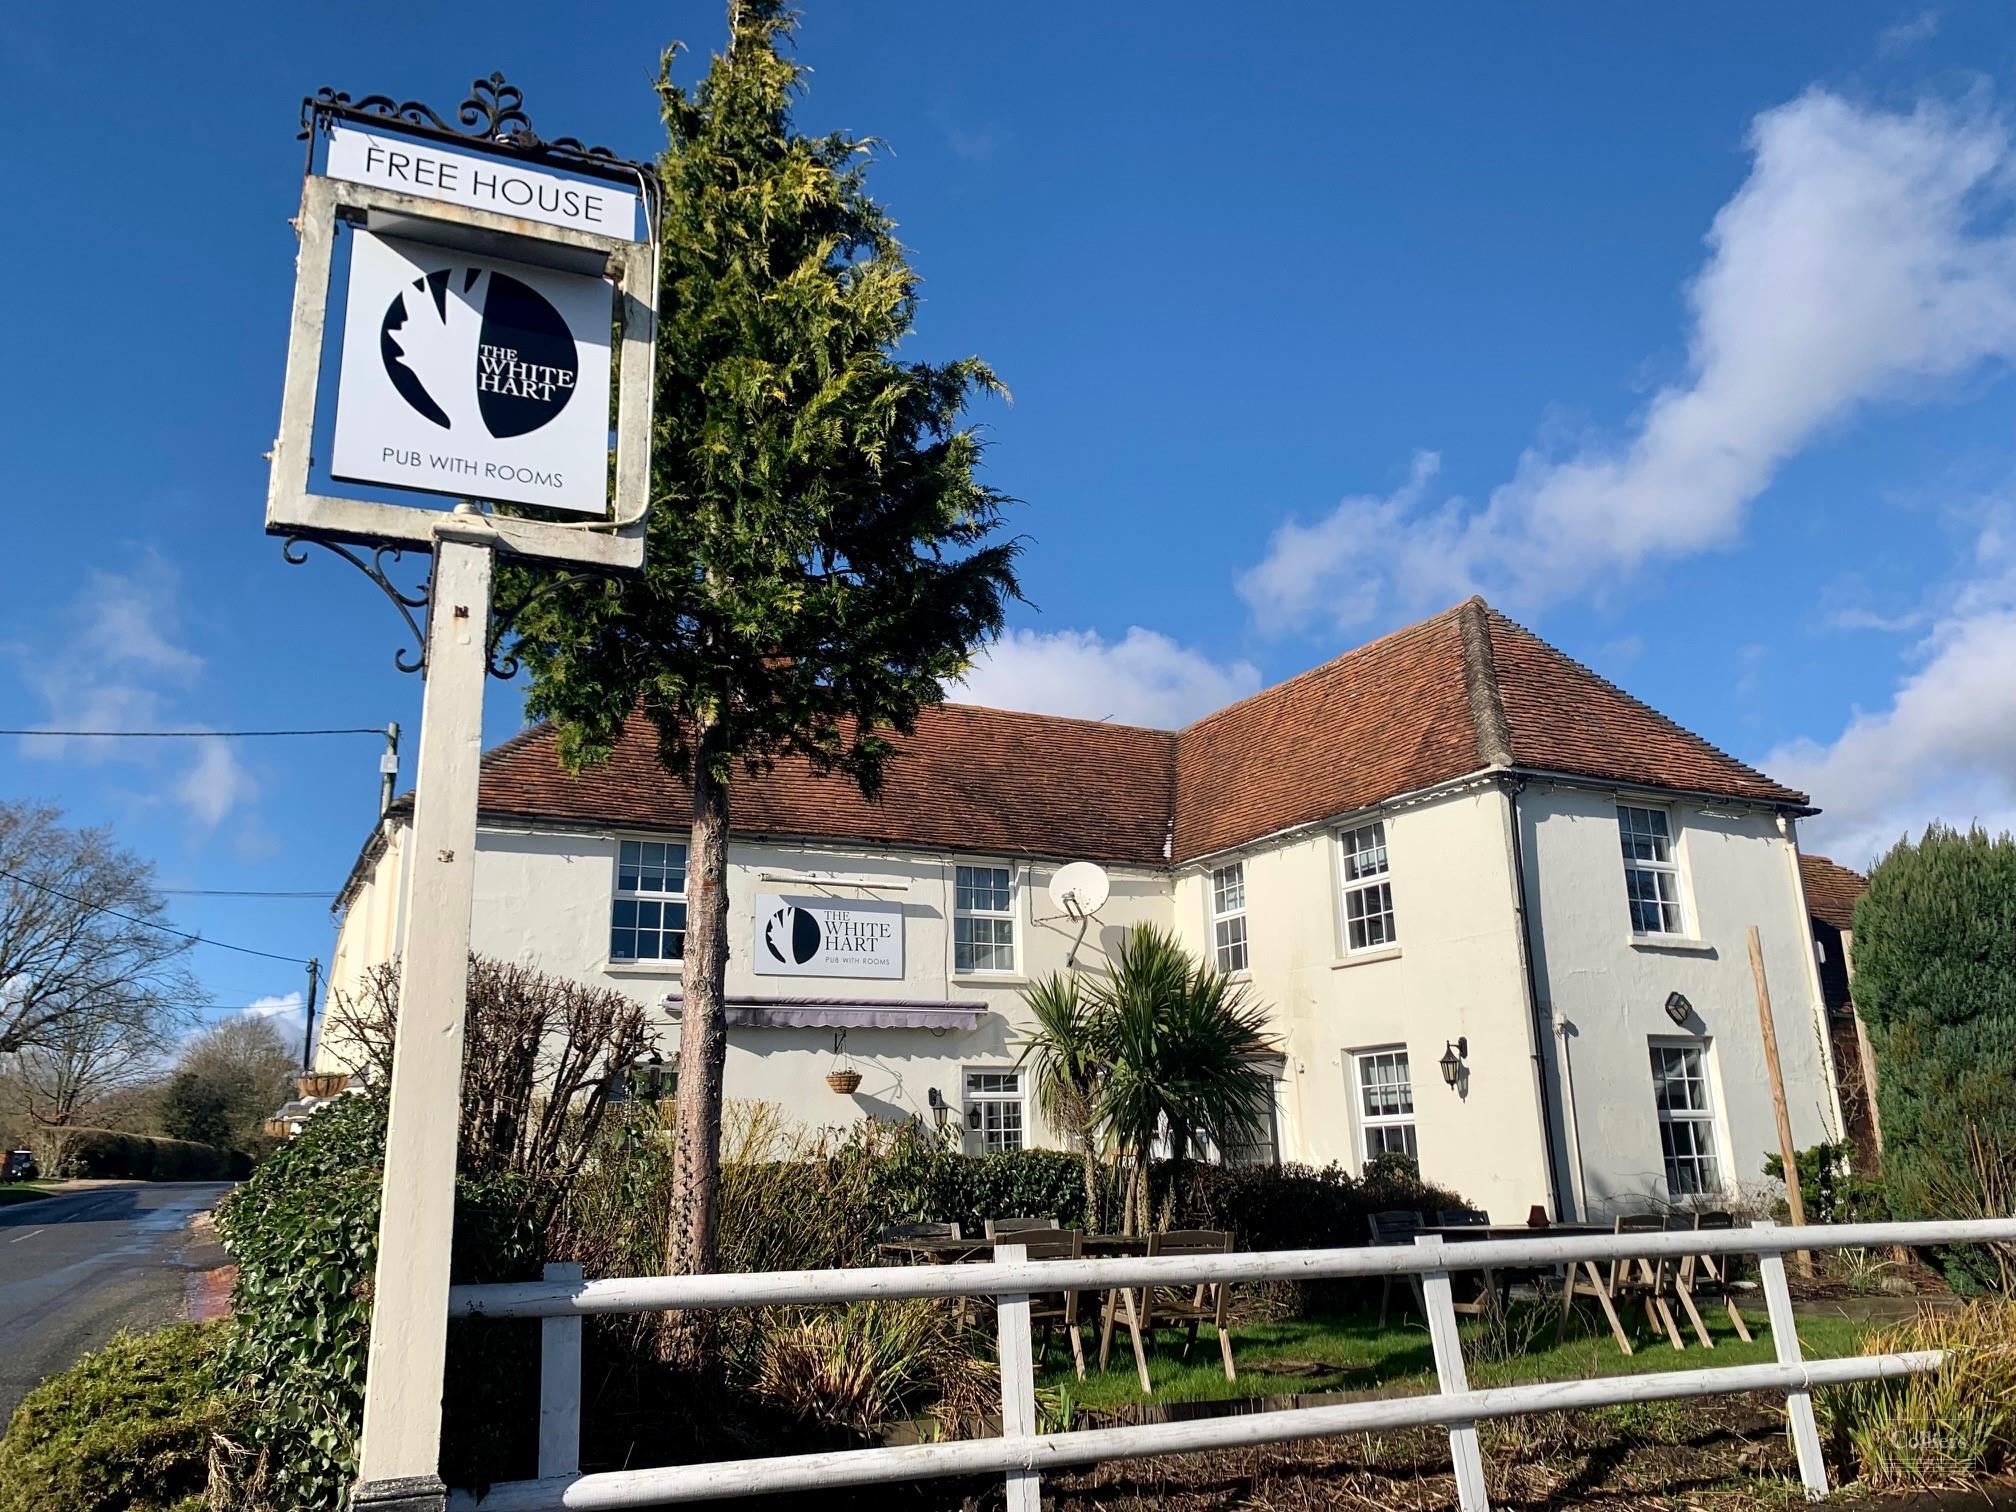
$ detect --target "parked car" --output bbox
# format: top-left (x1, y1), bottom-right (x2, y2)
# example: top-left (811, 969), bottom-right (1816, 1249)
top-left (3, 1149), bottom-right (38, 1182)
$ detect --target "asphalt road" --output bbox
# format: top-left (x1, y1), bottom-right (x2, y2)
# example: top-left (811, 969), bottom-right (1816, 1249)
top-left (0, 1181), bottom-right (232, 1425)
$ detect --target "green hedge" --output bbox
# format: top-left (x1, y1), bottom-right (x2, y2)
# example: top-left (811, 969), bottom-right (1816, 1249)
top-left (212, 1090), bottom-right (542, 1511)
top-left (0, 1323), bottom-right (223, 1512)
top-left (39, 1127), bottom-right (244, 1182)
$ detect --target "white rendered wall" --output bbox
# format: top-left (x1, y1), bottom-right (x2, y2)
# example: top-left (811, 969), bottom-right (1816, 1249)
top-left (1519, 783), bottom-right (1842, 1219)
top-left (1170, 784), bottom-right (1554, 1222)
top-left (328, 822), bottom-right (1171, 1150)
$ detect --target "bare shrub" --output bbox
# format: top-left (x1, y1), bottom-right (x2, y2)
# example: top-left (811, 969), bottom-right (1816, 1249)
top-left (327, 956), bottom-right (654, 1197)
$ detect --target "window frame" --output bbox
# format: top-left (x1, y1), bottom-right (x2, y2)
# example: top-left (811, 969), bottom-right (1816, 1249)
top-left (1618, 802), bottom-right (1688, 938)
top-left (1338, 819), bottom-right (1399, 955)
top-left (1209, 860), bottom-right (1249, 975)
top-left (1349, 1046), bottom-right (1418, 1167)
top-left (963, 1066), bottom-right (1026, 1153)
top-left (1649, 1037), bottom-right (1724, 1197)
top-left (609, 835), bottom-right (689, 965)
top-left (952, 860), bottom-right (1019, 976)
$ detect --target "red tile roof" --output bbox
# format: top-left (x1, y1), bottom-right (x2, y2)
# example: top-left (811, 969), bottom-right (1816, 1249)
top-left (479, 704), bottom-right (1178, 867)
top-left (1799, 853), bottom-right (1867, 932)
top-left (467, 598), bottom-right (1813, 867)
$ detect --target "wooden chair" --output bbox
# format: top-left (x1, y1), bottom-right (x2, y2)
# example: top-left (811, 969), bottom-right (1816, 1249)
top-left (1676, 1211), bottom-right (1753, 1344)
top-left (1142, 1230), bottom-right (1238, 1383)
top-left (1557, 1215), bottom-right (1643, 1355)
top-left (1370, 1210), bottom-right (1429, 1327)
top-left (1608, 1214), bottom-right (1685, 1350)
top-left (995, 1227), bottom-right (1086, 1379)
top-left (985, 1215), bottom-right (1058, 1239)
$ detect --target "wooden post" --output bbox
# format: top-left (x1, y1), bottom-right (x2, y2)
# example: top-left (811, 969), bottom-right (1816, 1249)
top-left (1749, 925), bottom-right (1812, 1277)
top-left (995, 1243), bottom-right (1040, 1512)
top-left (1417, 1236), bottom-right (1490, 1512)
top-left (1756, 1222), bottom-right (1829, 1499)
top-left (537, 1262), bottom-right (583, 1481)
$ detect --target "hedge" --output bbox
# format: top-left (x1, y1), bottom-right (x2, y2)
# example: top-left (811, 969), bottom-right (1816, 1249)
top-left (36, 1127), bottom-right (244, 1182)
top-left (0, 1323), bottom-right (223, 1512)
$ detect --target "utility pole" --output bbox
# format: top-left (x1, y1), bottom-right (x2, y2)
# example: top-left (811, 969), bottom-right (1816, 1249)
top-left (380, 721), bottom-right (401, 816)
top-left (303, 956), bottom-right (321, 1069)
top-left (1750, 925), bottom-right (1813, 1277)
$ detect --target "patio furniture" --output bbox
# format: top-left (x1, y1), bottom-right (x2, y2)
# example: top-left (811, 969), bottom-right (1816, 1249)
top-left (1610, 1214), bottom-right (1686, 1350)
top-left (995, 1227), bottom-right (1087, 1379)
top-left (1141, 1229), bottom-right (1238, 1383)
top-left (1370, 1210), bottom-right (1429, 1327)
top-left (985, 1215), bottom-right (1059, 1239)
top-left (878, 1220), bottom-right (962, 1243)
top-left (1675, 1211), bottom-right (1753, 1344)
top-left (1437, 1208), bottom-right (1491, 1227)
top-left (1556, 1218), bottom-right (1641, 1355)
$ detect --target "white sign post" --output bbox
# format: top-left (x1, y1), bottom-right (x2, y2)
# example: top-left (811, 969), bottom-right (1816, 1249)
top-left (267, 80), bottom-right (658, 1512)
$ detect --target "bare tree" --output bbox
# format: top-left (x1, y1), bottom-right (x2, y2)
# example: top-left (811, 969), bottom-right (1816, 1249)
top-left (16, 994), bottom-right (170, 1126)
top-left (0, 801), bottom-right (202, 1055)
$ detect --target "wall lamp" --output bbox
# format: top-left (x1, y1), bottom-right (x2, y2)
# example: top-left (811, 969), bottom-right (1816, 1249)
top-left (1664, 991), bottom-right (1694, 1027)
top-left (926, 1086), bottom-right (950, 1132)
top-left (1439, 1037), bottom-right (1468, 1090)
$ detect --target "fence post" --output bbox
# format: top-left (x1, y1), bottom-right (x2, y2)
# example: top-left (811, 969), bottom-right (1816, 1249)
top-left (995, 1243), bottom-right (1041, 1511)
top-left (538, 1262), bottom-right (583, 1481)
top-left (1417, 1235), bottom-right (1490, 1512)
top-left (1755, 1221), bottom-right (1827, 1499)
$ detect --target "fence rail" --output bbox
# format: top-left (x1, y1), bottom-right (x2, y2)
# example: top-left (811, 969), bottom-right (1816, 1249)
top-left (443, 1217), bottom-right (2016, 1512)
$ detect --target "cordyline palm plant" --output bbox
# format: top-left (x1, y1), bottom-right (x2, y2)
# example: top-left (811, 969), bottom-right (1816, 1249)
top-left (1017, 924), bottom-right (1277, 1236)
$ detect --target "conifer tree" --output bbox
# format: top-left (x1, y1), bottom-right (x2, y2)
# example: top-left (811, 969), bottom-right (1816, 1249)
top-left (503, 0), bottom-right (1019, 1330)
top-left (1852, 823), bottom-right (2016, 1289)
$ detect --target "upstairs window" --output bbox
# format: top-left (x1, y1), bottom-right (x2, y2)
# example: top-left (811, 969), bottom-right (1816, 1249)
top-left (611, 839), bottom-right (687, 962)
top-left (954, 864), bottom-right (1016, 973)
top-left (1650, 1041), bottom-right (1722, 1195)
top-left (1211, 861), bottom-right (1249, 973)
top-left (1340, 820), bottom-right (1397, 952)
top-left (1619, 805), bottom-right (1685, 935)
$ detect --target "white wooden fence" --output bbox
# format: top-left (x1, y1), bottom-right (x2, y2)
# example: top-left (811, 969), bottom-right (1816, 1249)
top-left (443, 1217), bottom-right (2016, 1511)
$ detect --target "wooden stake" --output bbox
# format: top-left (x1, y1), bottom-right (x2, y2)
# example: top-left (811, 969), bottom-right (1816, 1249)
top-left (1749, 925), bottom-right (1812, 1277)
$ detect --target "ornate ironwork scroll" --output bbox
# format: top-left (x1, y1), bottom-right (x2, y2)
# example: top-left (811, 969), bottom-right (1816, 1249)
top-left (282, 537), bottom-right (432, 675)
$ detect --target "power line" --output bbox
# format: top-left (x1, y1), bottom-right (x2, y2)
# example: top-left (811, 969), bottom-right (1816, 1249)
top-left (0, 727), bottom-right (385, 738)
top-left (158, 889), bottom-right (334, 898)
top-left (0, 864), bottom-right (312, 966)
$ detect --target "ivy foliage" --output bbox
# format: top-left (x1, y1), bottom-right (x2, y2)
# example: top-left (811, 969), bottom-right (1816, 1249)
top-left (501, 0), bottom-right (1020, 791)
top-left (0, 1323), bottom-right (222, 1512)
top-left (1853, 823), bottom-right (2016, 1290)
top-left (210, 1092), bottom-right (543, 1509)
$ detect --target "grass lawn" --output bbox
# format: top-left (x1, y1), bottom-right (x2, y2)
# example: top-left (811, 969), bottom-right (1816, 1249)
top-left (1037, 1300), bottom-right (1870, 1414)
top-left (0, 1182), bottom-right (56, 1208)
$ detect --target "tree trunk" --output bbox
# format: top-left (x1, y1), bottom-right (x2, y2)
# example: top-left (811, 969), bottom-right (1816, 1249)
top-left (1080, 1132), bottom-right (1100, 1235)
top-left (660, 722), bottom-right (732, 1366)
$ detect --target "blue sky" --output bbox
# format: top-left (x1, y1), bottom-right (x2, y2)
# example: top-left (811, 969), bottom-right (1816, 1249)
top-left (4, 3), bottom-right (2015, 1030)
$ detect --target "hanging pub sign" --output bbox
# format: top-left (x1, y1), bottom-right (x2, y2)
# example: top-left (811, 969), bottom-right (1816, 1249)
top-left (265, 74), bottom-right (660, 573)
top-left (753, 894), bottom-right (905, 980)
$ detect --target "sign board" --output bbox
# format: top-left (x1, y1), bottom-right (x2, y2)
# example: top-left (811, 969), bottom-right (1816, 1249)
top-left (330, 231), bottom-right (612, 513)
top-left (327, 124), bottom-right (641, 240)
top-left (753, 894), bottom-right (904, 980)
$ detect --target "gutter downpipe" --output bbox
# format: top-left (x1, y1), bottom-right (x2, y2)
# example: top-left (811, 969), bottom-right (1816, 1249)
top-left (1504, 775), bottom-right (1569, 1222)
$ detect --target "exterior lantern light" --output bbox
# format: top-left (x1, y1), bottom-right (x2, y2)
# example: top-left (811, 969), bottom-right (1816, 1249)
top-left (1439, 1037), bottom-right (1468, 1090)
top-left (927, 1086), bottom-right (950, 1132)
top-left (1664, 991), bottom-right (1693, 1027)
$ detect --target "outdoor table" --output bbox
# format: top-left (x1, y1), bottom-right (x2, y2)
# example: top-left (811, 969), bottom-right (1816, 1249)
top-left (1422, 1223), bottom-right (1612, 1327)
top-left (875, 1233), bottom-right (1148, 1264)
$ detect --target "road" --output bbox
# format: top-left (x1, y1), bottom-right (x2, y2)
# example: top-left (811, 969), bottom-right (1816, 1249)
top-left (0, 1181), bottom-right (232, 1425)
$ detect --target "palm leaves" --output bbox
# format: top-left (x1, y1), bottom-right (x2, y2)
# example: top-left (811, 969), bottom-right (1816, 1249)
top-left (1017, 924), bottom-right (1278, 1234)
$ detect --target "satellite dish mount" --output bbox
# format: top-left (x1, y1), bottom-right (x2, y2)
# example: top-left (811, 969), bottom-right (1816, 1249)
top-left (1049, 861), bottom-right (1112, 970)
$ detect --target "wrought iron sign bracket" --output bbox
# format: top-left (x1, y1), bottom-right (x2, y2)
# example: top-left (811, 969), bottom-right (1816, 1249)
top-left (283, 536), bottom-right (432, 674)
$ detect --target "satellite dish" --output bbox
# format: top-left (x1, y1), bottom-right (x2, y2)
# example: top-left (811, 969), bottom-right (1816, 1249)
top-left (1050, 861), bottom-right (1111, 921)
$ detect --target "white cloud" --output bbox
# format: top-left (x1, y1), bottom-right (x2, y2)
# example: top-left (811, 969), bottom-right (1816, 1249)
top-left (953, 626), bottom-right (1263, 728)
top-left (1768, 521), bottom-right (2016, 866)
top-left (14, 551), bottom-right (257, 830)
top-left (1877, 9), bottom-right (1941, 56)
top-left (230, 992), bottom-right (308, 1057)
top-left (1240, 88), bottom-right (2016, 632)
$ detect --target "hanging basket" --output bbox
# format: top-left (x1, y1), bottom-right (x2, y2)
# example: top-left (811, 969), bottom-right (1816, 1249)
top-left (826, 1069), bottom-right (863, 1095)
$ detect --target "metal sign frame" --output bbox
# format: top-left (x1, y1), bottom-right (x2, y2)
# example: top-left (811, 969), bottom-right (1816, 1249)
top-left (267, 119), bottom-right (656, 572)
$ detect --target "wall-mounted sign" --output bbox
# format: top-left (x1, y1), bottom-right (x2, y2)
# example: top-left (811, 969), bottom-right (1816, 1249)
top-left (327, 124), bottom-right (641, 240)
top-left (753, 894), bottom-right (904, 980)
top-left (329, 231), bottom-right (612, 513)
